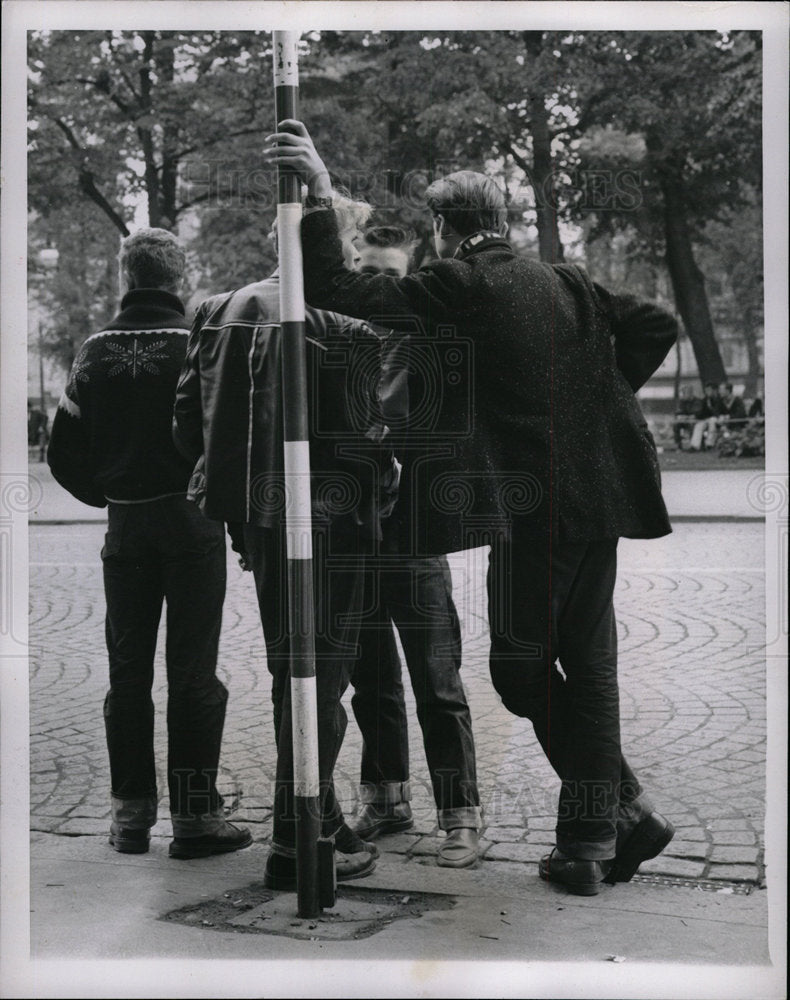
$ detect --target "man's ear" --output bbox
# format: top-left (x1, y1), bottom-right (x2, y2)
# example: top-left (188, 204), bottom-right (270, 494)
top-left (499, 220), bottom-right (509, 237)
top-left (434, 214), bottom-right (447, 238)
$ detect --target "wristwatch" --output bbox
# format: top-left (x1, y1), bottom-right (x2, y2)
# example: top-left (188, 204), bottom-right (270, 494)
top-left (304, 194), bottom-right (334, 209)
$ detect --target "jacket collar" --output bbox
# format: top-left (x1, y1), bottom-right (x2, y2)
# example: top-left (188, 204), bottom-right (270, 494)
top-left (453, 230), bottom-right (512, 261)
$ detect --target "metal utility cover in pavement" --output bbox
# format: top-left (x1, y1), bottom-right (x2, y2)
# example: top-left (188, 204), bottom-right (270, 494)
top-left (162, 883), bottom-right (456, 941)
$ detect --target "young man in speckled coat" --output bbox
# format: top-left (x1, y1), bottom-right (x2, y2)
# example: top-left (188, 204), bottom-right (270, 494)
top-left (263, 122), bottom-right (679, 896)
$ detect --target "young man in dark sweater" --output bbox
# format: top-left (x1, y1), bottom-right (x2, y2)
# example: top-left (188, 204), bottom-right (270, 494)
top-left (349, 225), bottom-right (482, 867)
top-left (47, 228), bottom-right (251, 860)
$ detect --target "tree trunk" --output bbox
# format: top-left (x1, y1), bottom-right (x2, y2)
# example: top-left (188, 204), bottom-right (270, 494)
top-left (523, 32), bottom-right (564, 264)
top-left (661, 168), bottom-right (726, 385)
top-left (741, 309), bottom-right (761, 397)
top-left (156, 33), bottom-right (179, 228)
top-left (138, 32), bottom-right (162, 227)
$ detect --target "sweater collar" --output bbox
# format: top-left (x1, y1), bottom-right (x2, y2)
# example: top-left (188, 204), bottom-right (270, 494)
top-left (119, 288), bottom-right (186, 316)
top-left (453, 230), bottom-right (512, 261)
top-left (104, 287), bottom-right (189, 332)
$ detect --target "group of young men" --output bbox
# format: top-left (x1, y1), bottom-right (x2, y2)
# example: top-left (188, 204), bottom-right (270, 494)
top-left (48, 119), bottom-right (680, 899)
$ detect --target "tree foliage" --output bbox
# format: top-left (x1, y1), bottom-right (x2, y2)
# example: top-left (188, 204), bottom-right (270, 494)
top-left (28, 28), bottom-right (763, 387)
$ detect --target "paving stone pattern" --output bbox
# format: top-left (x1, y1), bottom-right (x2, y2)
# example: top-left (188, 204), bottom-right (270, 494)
top-left (29, 522), bottom-right (767, 886)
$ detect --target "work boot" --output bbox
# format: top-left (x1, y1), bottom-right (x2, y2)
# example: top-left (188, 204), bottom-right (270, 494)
top-left (334, 821), bottom-right (379, 859)
top-left (437, 827), bottom-right (479, 868)
top-left (605, 810), bottom-right (675, 883)
top-left (169, 819), bottom-right (252, 859)
top-left (263, 848), bottom-right (376, 890)
top-left (539, 849), bottom-right (613, 897)
top-left (109, 795), bottom-right (157, 854)
top-left (109, 823), bottom-right (150, 854)
top-left (354, 801), bottom-right (414, 840)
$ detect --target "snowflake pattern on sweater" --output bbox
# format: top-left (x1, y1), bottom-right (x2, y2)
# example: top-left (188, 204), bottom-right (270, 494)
top-left (102, 339), bottom-right (169, 378)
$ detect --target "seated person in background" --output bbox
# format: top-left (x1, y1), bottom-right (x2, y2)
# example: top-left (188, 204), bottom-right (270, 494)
top-left (738, 393), bottom-right (766, 456)
top-left (718, 382), bottom-right (747, 426)
top-left (689, 381), bottom-right (723, 451)
top-left (673, 384), bottom-right (702, 450)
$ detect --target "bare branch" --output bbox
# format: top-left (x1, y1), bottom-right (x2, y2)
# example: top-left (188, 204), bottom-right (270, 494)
top-left (49, 118), bottom-right (130, 235)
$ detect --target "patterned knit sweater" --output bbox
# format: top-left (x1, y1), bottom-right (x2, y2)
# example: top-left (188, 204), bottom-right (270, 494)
top-left (47, 288), bottom-right (193, 507)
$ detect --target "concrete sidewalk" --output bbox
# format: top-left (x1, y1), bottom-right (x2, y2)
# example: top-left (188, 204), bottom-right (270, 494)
top-left (15, 466), bottom-right (783, 1000)
top-left (17, 829), bottom-right (781, 1000)
top-left (25, 461), bottom-right (768, 523)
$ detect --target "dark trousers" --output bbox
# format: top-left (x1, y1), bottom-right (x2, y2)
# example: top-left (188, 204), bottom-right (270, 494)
top-left (101, 497), bottom-right (227, 821)
top-left (243, 524), bottom-right (366, 855)
top-left (351, 556), bottom-right (480, 827)
top-left (488, 531), bottom-right (643, 860)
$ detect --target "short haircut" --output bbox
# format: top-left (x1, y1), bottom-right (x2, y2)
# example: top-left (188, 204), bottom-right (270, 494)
top-left (119, 228), bottom-right (185, 290)
top-left (361, 225), bottom-right (418, 250)
top-left (333, 190), bottom-right (373, 236)
top-left (704, 381), bottom-right (719, 391)
top-left (268, 188), bottom-right (372, 251)
top-left (425, 170), bottom-right (507, 237)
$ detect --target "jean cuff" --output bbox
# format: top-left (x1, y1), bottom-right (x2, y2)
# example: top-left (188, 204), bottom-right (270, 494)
top-left (171, 810), bottom-right (227, 838)
top-left (111, 795), bottom-right (158, 830)
top-left (359, 780), bottom-right (411, 805)
top-left (556, 833), bottom-right (616, 861)
top-left (270, 839), bottom-right (297, 859)
top-left (438, 806), bottom-right (482, 831)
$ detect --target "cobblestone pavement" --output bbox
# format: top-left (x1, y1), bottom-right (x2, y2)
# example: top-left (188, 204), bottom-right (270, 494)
top-left (29, 521), bottom-right (767, 887)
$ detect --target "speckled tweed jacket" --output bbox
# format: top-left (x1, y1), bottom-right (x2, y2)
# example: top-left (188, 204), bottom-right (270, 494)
top-left (301, 210), bottom-right (679, 554)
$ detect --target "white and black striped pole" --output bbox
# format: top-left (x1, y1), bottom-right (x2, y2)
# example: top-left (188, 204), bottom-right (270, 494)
top-left (272, 30), bottom-right (323, 918)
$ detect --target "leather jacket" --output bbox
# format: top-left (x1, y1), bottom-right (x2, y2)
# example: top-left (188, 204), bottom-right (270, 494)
top-left (173, 276), bottom-right (397, 545)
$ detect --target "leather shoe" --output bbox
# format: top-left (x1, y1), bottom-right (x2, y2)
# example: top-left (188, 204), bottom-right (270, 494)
top-left (437, 827), bottom-right (478, 868)
top-left (169, 820), bottom-right (252, 859)
top-left (334, 821), bottom-right (379, 860)
top-left (605, 811), bottom-right (675, 884)
top-left (539, 849), bottom-right (612, 896)
top-left (354, 801), bottom-right (414, 840)
top-left (263, 848), bottom-right (376, 890)
top-left (109, 824), bottom-right (150, 855)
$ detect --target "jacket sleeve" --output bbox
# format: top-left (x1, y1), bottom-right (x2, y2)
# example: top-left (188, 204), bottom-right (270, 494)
top-left (46, 344), bottom-right (107, 508)
top-left (172, 304), bottom-right (206, 465)
top-left (301, 210), bottom-right (461, 332)
top-left (591, 280), bottom-right (679, 392)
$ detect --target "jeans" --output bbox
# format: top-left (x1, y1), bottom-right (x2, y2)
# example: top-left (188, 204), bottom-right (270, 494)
top-left (101, 496), bottom-right (227, 827)
top-left (351, 555), bottom-right (480, 829)
top-left (488, 531), bottom-right (643, 860)
top-left (243, 524), bottom-right (366, 855)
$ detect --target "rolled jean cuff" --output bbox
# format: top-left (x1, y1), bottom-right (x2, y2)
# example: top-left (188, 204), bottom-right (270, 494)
top-left (270, 839), bottom-right (297, 859)
top-left (438, 806), bottom-right (482, 832)
top-left (111, 795), bottom-right (157, 830)
top-left (359, 780), bottom-right (411, 806)
top-left (171, 811), bottom-right (227, 839)
top-left (556, 833), bottom-right (616, 862)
